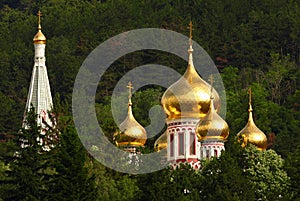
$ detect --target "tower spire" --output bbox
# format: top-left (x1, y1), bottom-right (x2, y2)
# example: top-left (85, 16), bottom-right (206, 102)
top-left (24, 11), bottom-right (53, 128)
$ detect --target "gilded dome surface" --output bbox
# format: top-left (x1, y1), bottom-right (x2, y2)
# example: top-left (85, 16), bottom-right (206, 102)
top-left (33, 29), bottom-right (46, 44)
top-left (115, 83), bottom-right (147, 147)
top-left (154, 131), bottom-right (167, 152)
top-left (161, 45), bottom-right (220, 120)
top-left (237, 104), bottom-right (267, 151)
top-left (196, 97), bottom-right (229, 141)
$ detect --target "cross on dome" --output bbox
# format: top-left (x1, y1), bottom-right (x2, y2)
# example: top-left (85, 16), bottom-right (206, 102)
top-left (37, 10), bottom-right (41, 24)
top-left (33, 10), bottom-right (46, 44)
top-left (127, 82), bottom-right (133, 104)
top-left (187, 21), bottom-right (194, 39)
top-left (37, 10), bottom-right (42, 29)
top-left (247, 88), bottom-right (253, 112)
top-left (248, 88), bottom-right (252, 105)
top-left (187, 21), bottom-right (194, 62)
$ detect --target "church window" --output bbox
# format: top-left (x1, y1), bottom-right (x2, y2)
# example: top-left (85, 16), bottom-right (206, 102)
top-left (189, 133), bottom-right (196, 155)
top-left (214, 149), bottom-right (218, 157)
top-left (170, 134), bottom-right (174, 157)
top-left (206, 150), bottom-right (210, 159)
top-left (179, 133), bottom-right (184, 155)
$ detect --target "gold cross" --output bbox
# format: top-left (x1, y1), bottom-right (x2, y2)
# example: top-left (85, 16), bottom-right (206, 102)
top-left (248, 88), bottom-right (252, 104)
top-left (187, 21), bottom-right (194, 39)
top-left (37, 10), bottom-right (42, 26)
top-left (127, 82), bottom-right (133, 100)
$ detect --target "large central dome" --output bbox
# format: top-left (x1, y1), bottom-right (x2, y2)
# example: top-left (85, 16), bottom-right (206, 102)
top-left (161, 44), bottom-right (220, 120)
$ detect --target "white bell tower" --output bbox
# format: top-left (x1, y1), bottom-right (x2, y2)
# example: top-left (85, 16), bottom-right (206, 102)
top-left (23, 11), bottom-right (53, 128)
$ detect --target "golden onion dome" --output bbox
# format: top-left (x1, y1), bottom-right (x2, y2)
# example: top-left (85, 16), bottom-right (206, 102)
top-left (154, 131), bottom-right (167, 152)
top-left (161, 23), bottom-right (220, 120)
top-left (237, 92), bottom-right (267, 150)
top-left (33, 11), bottom-right (46, 44)
top-left (161, 45), bottom-right (220, 119)
top-left (33, 29), bottom-right (46, 44)
top-left (196, 94), bottom-right (229, 141)
top-left (115, 82), bottom-right (147, 147)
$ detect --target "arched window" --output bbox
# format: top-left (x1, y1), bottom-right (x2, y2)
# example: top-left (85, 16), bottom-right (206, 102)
top-left (214, 149), bottom-right (218, 157)
top-left (206, 149), bottom-right (210, 159)
top-left (179, 133), bottom-right (184, 156)
top-left (189, 133), bottom-right (196, 155)
top-left (170, 134), bottom-right (174, 157)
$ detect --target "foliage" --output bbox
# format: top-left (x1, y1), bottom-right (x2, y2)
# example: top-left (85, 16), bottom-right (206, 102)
top-left (242, 145), bottom-right (291, 200)
top-left (200, 143), bottom-right (255, 201)
top-left (45, 125), bottom-right (97, 201)
top-left (138, 164), bottom-right (202, 201)
top-left (0, 108), bottom-right (54, 201)
top-left (200, 142), bottom-right (291, 201)
top-left (284, 145), bottom-right (300, 200)
top-left (0, 0), bottom-right (299, 200)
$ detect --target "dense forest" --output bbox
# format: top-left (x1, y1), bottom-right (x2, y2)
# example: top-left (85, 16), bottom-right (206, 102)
top-left (0, 0), bottom-right (299, 200)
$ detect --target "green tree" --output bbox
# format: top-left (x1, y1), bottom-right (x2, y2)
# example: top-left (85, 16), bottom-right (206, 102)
top-left (242, 145), bottom-right (291, 200)
top-left (271, 89), bottom-right (300, 156)
top-left (0, 108), bottom-right (55, 201)
top-left (0, 160), bottom-right (10, 201)
top-left (46, 125), bottom-right (97, 201)
top-left (139, 164), bottom-right (202, 201)
top-left (0, 91), bottom-right (21, 136)
top-left (86, 153), bottom-right (141, 201)
top-left (285, 145), bottom-right (300, 200)
top-left (200, 142), bottom-right (255, 201)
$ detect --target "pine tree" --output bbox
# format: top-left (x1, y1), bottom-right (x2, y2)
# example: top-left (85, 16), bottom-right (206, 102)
top-left (1, 108), bottom-right (54, 201)
top-left (46, 125), bottom-right (97, 201)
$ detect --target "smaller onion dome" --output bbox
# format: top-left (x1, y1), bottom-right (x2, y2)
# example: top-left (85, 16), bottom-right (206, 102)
top-left (196, 93), bottom-right (229, 142)
top-left (115, 82), bottom-right (147, 147)
top-left (154, 131), bottom-right (167, 152)
top-left (33, 11), bottom-right (46, 44)
top-left (161, 22), bottom-right (220, 120)
top-left (237, 89), bottom-right (267, 151)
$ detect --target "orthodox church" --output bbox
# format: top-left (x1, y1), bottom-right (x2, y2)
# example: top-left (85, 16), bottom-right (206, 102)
top-left (23, 13), bottom-right (267, 169)
top-left (115, 22), bottom-right (268, 169)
